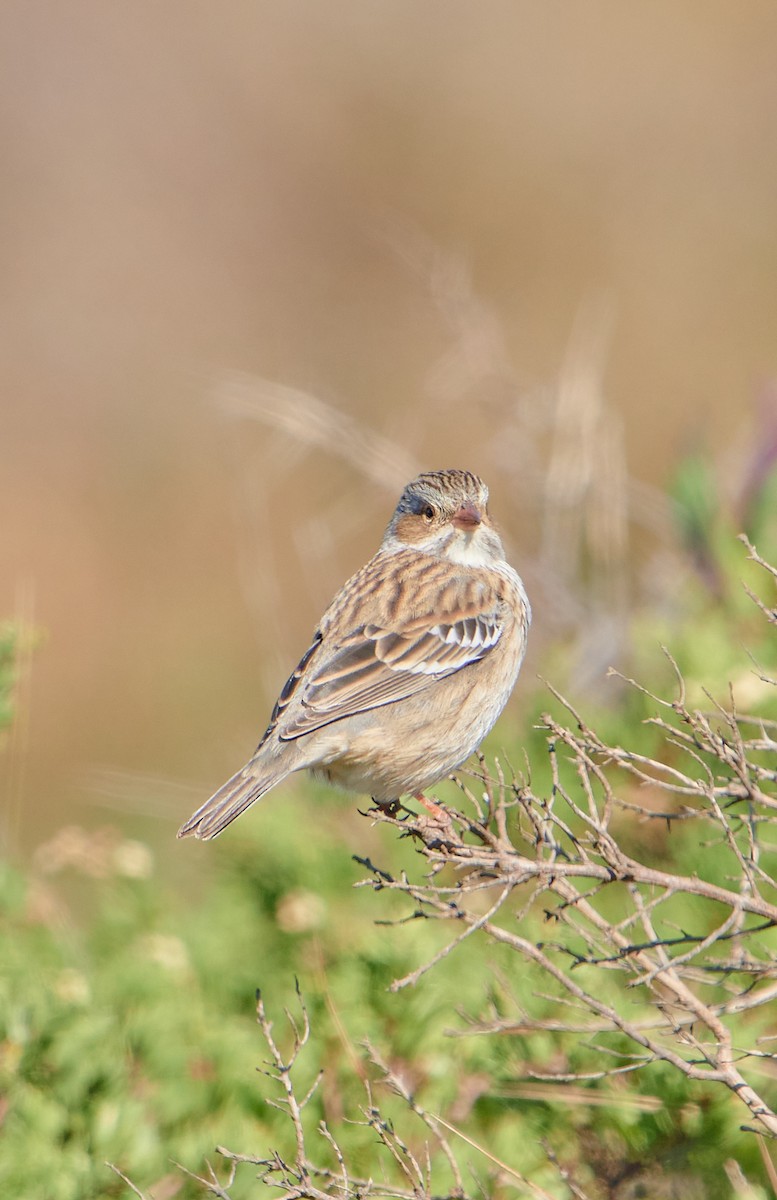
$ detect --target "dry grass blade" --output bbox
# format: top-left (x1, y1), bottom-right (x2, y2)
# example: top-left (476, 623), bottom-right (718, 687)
top-left (105, 1163), bottom-right (152, 1199)
top-left (216, 371), bottom-right (419, 492)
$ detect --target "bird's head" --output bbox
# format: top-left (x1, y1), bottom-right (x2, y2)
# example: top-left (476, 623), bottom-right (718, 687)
top-left (382, 469), bottom-right (506, 566)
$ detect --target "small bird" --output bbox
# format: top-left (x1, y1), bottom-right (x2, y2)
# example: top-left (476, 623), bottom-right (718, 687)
top-left (178, 469), bottom-right (530, 840)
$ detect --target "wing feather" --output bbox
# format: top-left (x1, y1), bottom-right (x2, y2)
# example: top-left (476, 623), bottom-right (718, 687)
top-left (278, 609), bottom-right (503, 740)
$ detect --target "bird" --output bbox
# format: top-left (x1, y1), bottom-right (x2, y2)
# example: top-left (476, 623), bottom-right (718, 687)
top-left (177, 468), bottom-right (531, 841)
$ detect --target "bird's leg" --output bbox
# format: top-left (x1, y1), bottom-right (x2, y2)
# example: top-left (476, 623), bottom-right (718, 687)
top-left (413, 792), bottom-right (445, 818)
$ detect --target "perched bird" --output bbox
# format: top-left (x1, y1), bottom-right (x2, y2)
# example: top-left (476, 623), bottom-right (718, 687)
top-left (178, 469), bottom-right (531, 840)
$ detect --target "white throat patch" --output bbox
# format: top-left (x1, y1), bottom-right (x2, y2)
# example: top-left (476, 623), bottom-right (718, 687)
top-left (444, 533), bottom-right (496, 567)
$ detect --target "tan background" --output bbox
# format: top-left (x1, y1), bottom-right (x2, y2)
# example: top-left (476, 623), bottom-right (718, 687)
top-left (2, 2), bottom-right (777, 848)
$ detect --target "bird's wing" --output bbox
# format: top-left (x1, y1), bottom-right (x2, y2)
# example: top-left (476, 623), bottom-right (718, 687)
top-left (276, 607), bottom-right (503, 741)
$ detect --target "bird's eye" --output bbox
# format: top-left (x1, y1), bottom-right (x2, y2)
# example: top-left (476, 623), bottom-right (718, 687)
top-left (423, 505), bottom-right (435, 522)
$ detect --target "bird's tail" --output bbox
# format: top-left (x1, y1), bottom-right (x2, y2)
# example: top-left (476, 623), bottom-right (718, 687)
top-left (177, 761), bottom-right (291, 841)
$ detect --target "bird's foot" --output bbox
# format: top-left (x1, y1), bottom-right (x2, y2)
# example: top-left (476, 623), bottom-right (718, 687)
top-left (365, 797), bottom-right (407, 820)
top-left (379, 798), bottom-right (403, 816)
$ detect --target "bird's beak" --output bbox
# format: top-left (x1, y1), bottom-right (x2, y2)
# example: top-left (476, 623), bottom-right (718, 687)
top-left (452, 502), bottom-right (483, 530)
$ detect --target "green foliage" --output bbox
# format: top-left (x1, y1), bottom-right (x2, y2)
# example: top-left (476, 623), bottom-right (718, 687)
top-left (3, 802), bottom-right (548, 1198)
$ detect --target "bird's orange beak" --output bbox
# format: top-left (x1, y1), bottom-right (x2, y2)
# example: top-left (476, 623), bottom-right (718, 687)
top-left (452, 502), bottom-right (482, 530)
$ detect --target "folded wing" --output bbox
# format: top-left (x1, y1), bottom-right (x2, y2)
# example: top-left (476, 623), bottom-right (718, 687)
top-left (277, 610), bottom-right (502, 740)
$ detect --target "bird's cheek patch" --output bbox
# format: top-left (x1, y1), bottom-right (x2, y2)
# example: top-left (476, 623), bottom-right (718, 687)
top-left (393, 513), bottom-right (428, 543)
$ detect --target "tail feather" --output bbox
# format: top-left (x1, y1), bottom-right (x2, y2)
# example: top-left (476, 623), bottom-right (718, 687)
top-left (177, 762), bottom-right (290, 841)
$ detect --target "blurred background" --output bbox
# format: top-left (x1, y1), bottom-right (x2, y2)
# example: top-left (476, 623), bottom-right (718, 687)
top-left (3, 0), bottom-right (777, 850)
